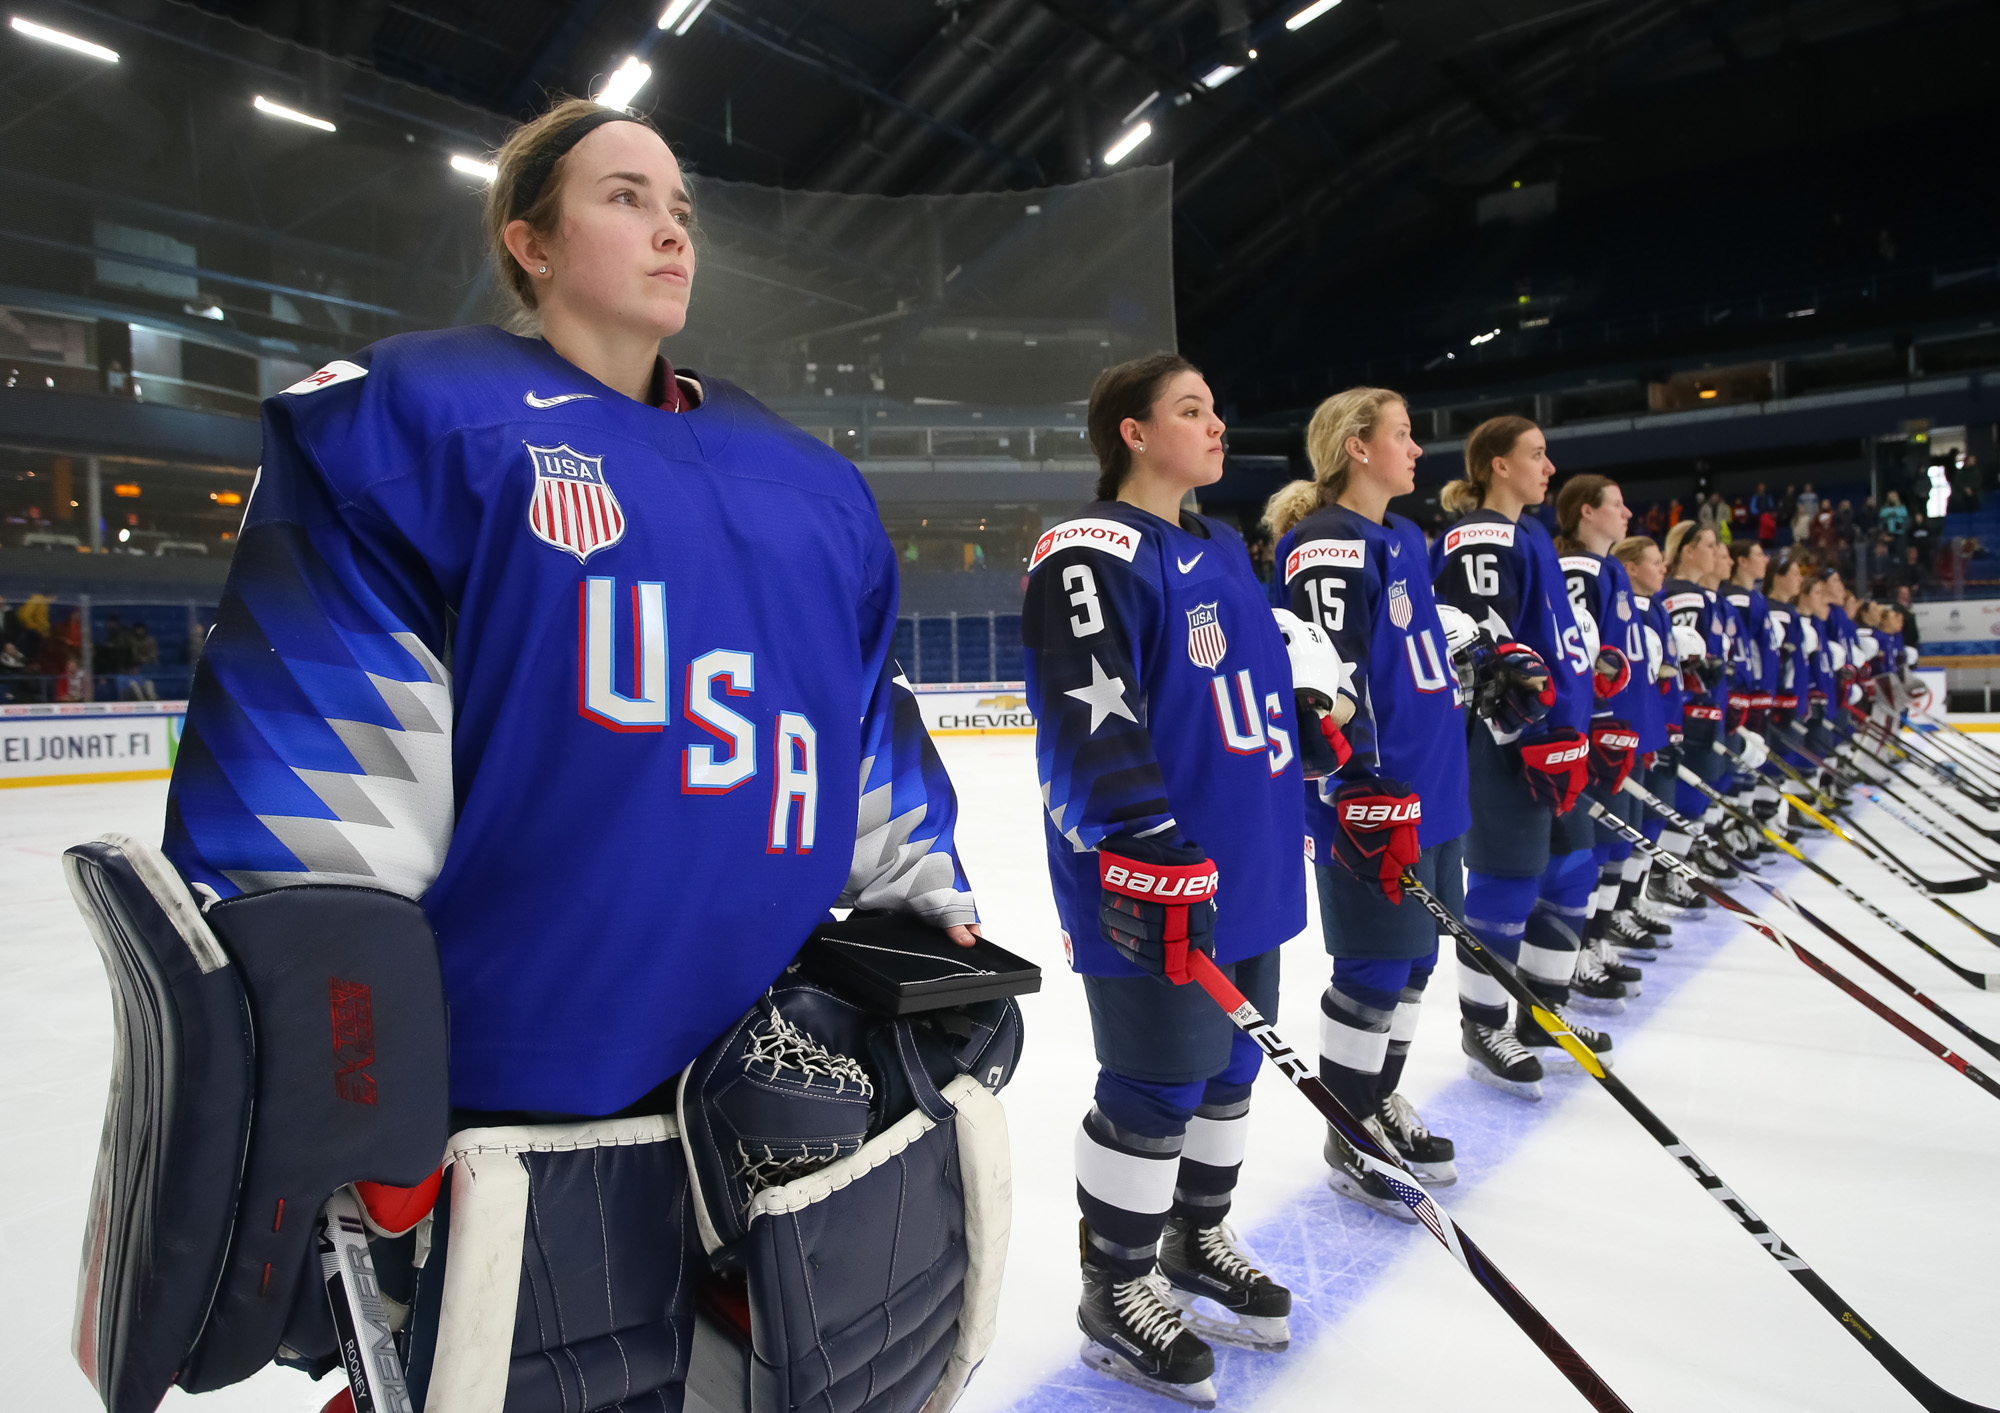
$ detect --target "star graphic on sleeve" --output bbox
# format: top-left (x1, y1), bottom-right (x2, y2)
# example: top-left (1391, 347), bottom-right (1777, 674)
top-left (1065, 655), bottom-right (1139, 733)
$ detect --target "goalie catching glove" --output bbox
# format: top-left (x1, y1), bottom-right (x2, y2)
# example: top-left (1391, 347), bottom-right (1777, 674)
top-left (1324, 777), bottom-right (1422, 904)
top-left (1098, 836), bottom-right (1218, 985)
top-left (1518, 728), bottom-right (1589, 814)
top-left (1271, 607), bottom-right (1355, 778)
top-left (1587, 719), bottom-right (1641, 794)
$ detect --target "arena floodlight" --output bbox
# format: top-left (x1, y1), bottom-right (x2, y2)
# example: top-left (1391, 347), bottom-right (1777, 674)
top-left (10, 15), bottom-right (118, 62)
top-left (1285, 0), bottom-right (1343, 31)
top-left (450, 153), bottom-right (497, 183)
top-left (253, 95), bottom-right (337, 133)
top-left (1200, 64), bottom-right (1242, 89)
top-left (1103, 122), bottom-right (1152, 166)
top-left (595, 56), bottom-right (652, 110)
top-left (658, 0), bottom-right (711, 34)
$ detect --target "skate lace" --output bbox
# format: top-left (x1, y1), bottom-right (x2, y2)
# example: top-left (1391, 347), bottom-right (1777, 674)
top-left (1379, 1091), bottom-right (1429, 1143)
top-left (1610, 914), bottom-right (1649, 943)
top-left (1551, 1006), bottom-right (1604, 1045)
top-left (1194, 1222), bottom-right (1266, 1286)
top-left (1574, 947), bottom-right (1608, 982)
top-left (1479, 1023), bottom-right (1534, 1065)
top-left (1112, 1270), bottom-right (1192, 1350)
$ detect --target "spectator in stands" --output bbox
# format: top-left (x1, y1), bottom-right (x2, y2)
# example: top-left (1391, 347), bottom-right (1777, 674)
top-left (1867, 534), bottom-right (1893, 595)
top-left (1879, 488), bottom-right (1910, 540)
top-left (1810, 504), bottom-right (1836, 551)
top-left (1730, 497), bottom-right (1749, 537)
top-left (1757, 504), bottom-right (1777, 547)
top-left (1792, 482), bottom-right (1817, 544)
top-left (0, 638), bottom-right (26, 703)
top-left (1668, 498), bottom-right (1684, 528)
top-left (1696, 493), bottom-right (1719, 534)
top-left (1835, 499), bottom-right (1855, 548)
top-left (1779, 483), bottom-right (1799, 534)
top-left (1910, 512), bottom-right (1935, 570)
top-left (1644, 501), bottom-right (1666, 538)
top-left (58, 650), bottom-right (85, 703)
top-left (1892, 544), bottom-right (1923, 592)
top-left (1749, 482), bottom-right (1775, 520)
top-left (1954, 454), bottom-right (1983, 513)
top-left (1896, 584), bottom-right (1921, 648)
top-left (127, 623), bottom-right (159, 700)
top-left (1856, 495), bottom-right (1878, 538)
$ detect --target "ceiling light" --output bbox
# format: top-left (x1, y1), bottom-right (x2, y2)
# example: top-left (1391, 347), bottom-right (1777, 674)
top-left (450, 153), bottom-right (497, 182)
top-left (595, 56), bottom-right (652, 110)
top-left (1286, 0), bottom-right (1343, 31)
top-left (658, 0), bottom-right (711, 34)
top-left (184, 302), bottom-right (225, 321)
top-left (9, 16), bottom-right (117, 62)
top-left (1119, 91), bottom-right (1160, 127)
top-left (254, 95), bottom-right (336, 133)
top-left (1200, 64), bottom-right (1243, 89)
top-left (1469, 328), bottom-right (1501, 346)
top-left (1103, 122), bottom-right (1152, 166)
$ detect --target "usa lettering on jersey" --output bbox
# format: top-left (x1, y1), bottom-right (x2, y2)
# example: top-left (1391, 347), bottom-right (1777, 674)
top-left (1443, 522), bottom-right (1515, 554)
top-left (1285, 539), bottom-right (1365, 580)
top-left (1030, 518), bottom-right (1141, 569)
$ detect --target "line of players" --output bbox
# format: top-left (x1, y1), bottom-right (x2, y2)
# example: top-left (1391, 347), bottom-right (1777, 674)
top-left (1018, 359), bottom-right (1919, 1407)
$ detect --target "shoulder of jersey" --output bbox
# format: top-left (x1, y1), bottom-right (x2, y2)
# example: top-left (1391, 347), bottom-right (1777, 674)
top-left (1559, 553), bottom-right (1602, 575)
top-left (1281, 505), bottom-right (1373, 582)
top-left (1440, 511), bottom-right (1516, 555)
top-left (1028, 507), bottom-right (1156, 574)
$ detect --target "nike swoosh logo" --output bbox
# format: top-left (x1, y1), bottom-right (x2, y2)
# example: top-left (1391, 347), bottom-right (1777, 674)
top-left (1388, 542), bottom-right (1401, 557)
top-left (524, 390), bottom-right (597, 409)
top-left (1177, 554), bottom-right (1203, 573)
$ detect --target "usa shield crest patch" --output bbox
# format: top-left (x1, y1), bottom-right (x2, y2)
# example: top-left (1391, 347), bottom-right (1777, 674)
top-left (1388, 579), bottom-right (1413, 630)
top-left (525, 442), bottom-right (625, 562)
top-left (1186, 602), bottom-right (1227, 670)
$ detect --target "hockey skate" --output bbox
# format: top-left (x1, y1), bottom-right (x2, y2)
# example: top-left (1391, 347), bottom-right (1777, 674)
top-left (1690, 836), bottom-right (1739, 881)
top-left (1516, 1003), bottom-right (1615, 1068)
top-left (1593, 936), bottom-right (1643, 997)
top-left (1159, 1218), bottom-right (1292, 1351)
top-left (1630, 895), bottom-right (1675, 937)
top-left (1079, 1252), bottom-right (1218, 1408)
top-left (1461, 1017), bottom-right (1543, 1100)
top-left (1644, 865), bottom-right (1706, 916)
top-left (1567, 945), bottom-right (1628, 1015)
top-left (1323, 1121), bottom-right (1420, 1223)
top-left (1607, 910), bottom-right (1658, 961)
top-left (1377, 1091), bottom-right (1456, 1185)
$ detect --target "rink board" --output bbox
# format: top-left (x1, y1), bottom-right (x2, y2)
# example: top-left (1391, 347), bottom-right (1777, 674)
top-left (910, 681), bottom-right (1036, 736)
top-left (0, 702), bottom-right (184, 788)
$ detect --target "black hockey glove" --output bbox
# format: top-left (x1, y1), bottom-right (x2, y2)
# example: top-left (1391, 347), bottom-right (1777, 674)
top-left (1587, 719), bottom-right (1641, 795)
top-left (1469, 640), bottom-right (1556, 736)
top-left (1326, 777), bottom-right (1422, 904)
top-left (1098, 836), bottom-right (1218, 986)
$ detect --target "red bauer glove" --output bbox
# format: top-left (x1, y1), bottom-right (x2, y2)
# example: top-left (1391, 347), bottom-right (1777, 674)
top-left (1328, 777), bottom-right (1423, 904)
top-left (1099, 839), bottom-right (1219, 985)
top-left (1588, 719), bottom-right (1641, 795)
top-left (1519, 728), bottom-right (1589, 814)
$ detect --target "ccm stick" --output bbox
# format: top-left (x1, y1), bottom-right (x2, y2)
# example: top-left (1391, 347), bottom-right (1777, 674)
top-left (1585, 800), bottom-right (2000, 1103)
top-left (1399, 875), bottom-right (2000, 1413)
top-left (1674, 764), bottom-right (1998, 991)
top-left (1626, 777), bottom-right (2000, 1065)
top-left (1181, 950), bottom-right (1632, 1412)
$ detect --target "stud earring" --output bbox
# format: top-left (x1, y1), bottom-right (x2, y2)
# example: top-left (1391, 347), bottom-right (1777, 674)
top-left (1361, 455), bottom-right (1369, 464)
top-left (538, 265), bottom-right (548, 275)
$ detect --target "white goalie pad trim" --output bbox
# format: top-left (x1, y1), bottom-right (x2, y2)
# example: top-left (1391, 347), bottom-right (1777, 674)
top-left (91, 832), bottom-right (228, 972)
top-left (426, 1115), bottom-right (678, 1413)
top-left (925, 1079), bottom-right (1010, 1413)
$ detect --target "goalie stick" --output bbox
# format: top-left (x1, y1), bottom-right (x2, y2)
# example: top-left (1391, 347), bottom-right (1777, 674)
top-left (1180, 951), bottom-right (1633, 1413)
top-left (319, 1186), bottom-right (412, 1413)
top-left (1623, 778), bottom-right (2000, 1064)
top-left (1585, 800), bottom-right (2000, 1104)
top-left (1675, 764), bottom-right (1998, 991)
top-left (1398, 875), bottom-right (2000, 1413)
top-left (1780, 790), bottom-right (2000, 949)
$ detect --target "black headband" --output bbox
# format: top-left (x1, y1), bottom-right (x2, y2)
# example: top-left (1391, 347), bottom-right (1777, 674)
top-left (507, 108), bottom-right (660, 222)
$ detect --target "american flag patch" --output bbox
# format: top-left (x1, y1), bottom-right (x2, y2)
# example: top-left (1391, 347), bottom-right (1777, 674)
top-left (1388, 578), bottom-right (1413, 630)
top-left (1186, 602), bottom-right (1227, 670)
top-left (526, 442), bottom-right (626, 563)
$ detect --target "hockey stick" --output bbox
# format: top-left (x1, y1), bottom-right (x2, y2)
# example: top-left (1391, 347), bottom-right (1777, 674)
top-left (1844, 746), bottom-right (2000, 847)
top-left (319, 1186), bottom-right (412, 1413)
top-left (1622, 779), bottom-right (2000, 1061)
top-left (1399, 877), bottom-right (2000, 1413)
top-left (1781, 790), bottom-right (2000, 948)
top-left (1605, 774), bottom-right (1763, 876)
top-left (1584, 800), bottom-right (2000, 1103)
top-left (1671, 765), bottom-right (1999, 990)
top-left (1877, 722), bottom-right (2000, 807)
top-left (1778, 773), bottom-right (1986, 895)
top-left (1833, 720), bottom-right (2000, 833)
top-left (1182, 951), bottom-right (1633, 1412)
top-left (1915, 709), bottom-right (2000, 769)
top-left (1851, 786), bottom-right (2000, 880)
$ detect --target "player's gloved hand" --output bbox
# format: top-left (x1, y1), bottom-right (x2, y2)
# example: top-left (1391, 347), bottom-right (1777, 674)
top-left (1098, 836), bottom-right (1218, 986)
top-left (1771, 692), bottom-right (1798, 728)
top-left (1730, 728), bottom-right (1769, 772)
top-left (1323, 776), bottom-right (1422, 904)
top-left (1587, 719), bottom-right (1641, 795)
top-left (1666, 718), bottom-right (1685, 749)
top-left (1747, 692), bottom-right (1772, 733)
top-left (1470, 640), bottom-right (1556, 738)
top-left (1727, 692), bottom-right (1752, 734)
top-left (1518, 728), bottom-right (1589, 814)
top-left (1591, 644), bottom-right (1631, 699)
top-left (1272, 607), bottom-right (1356, 779)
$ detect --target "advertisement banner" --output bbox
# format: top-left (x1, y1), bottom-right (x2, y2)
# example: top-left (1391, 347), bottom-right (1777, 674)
top-left (1913, 599), bottom-right (2000, 652)
top-left (1, 702), bottom-right (185, 788)
top-left (908, 682), bottom-right (1036, 736)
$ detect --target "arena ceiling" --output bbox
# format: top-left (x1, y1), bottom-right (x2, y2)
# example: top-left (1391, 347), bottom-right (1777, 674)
top-left (64, 0), bottom-right (2000, 388)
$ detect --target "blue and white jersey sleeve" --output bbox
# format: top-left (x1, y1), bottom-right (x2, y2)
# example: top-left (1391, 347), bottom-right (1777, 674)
top-left (165, 384), bottom-right (455, 902)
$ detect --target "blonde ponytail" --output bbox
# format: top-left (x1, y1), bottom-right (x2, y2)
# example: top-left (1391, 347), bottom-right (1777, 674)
top-left (1262, 386), bottom-right (1406, 535)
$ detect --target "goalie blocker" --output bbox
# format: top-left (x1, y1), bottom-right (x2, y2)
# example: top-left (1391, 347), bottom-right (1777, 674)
top-left (66, 838), bottom-right (1024, 1413)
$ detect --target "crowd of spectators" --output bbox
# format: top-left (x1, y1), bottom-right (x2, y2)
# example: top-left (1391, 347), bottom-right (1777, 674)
top-left (0, 597), bottom-right (190, 703)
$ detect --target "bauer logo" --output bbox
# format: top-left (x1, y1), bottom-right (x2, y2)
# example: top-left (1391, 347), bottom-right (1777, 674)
top-left (526, 442), bottom-right (626, 563)
top-left (329, 977), bottom-right (378, 1106)
top-left (1030, 518), bottom-right (1140, 569)
top-left (1284, 539), bottom-right (1364, 581)
top-left (1443, 522), bottom-right (1515, 554)
top-left (1340, 798), bottom-right (1421, 825)
top-left (1186, 602), bottom-right (1228, 670)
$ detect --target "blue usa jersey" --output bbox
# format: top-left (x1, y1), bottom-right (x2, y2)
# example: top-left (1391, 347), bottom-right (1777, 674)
top-left (1022, 504), bottom-right (1305, 975)
top-left (164, 325), bottom-right (976, 1114)
top-left (1431, 510), bottom-right (1592, 734)
top-left (1272, 505), bottom-right (1469, 850)
top-left (1723, 586), bottom-right (1778, 700)
top-left (1768, 598), bottom-right (1805, 709)
top-left (1629, 593), bottom-right (1674, 752)
top-left (1560, 550), bottom-right (1649, 727)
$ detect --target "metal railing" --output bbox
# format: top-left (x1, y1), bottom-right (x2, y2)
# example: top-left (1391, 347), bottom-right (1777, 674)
top-left (895, 613), bottom-right (1025, 684)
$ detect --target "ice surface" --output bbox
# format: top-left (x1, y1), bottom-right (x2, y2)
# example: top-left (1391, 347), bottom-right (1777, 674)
top-left (6, 739), bottom-right (1998, 1412)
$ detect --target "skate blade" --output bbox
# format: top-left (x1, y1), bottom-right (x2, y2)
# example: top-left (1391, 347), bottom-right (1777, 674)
top-left (1464, 1056), bottom-right (1542, 1101)
top-left (1167, 1292), bottom-right (1291, 1352)
top-left (1540, 1042), bottom-right (1615, 1071)
top-left (1610, 946), bottom-right (1657, 963)
top-left (1408, 1158), bottom-right (1458, 1186)
top-left (1079, 1339), bottom-right (1217, 1408)
top-left (1566, 992), bottom-right (1626, 1015)
top-left (1325, 1167), bottom-right (1421, 1223)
